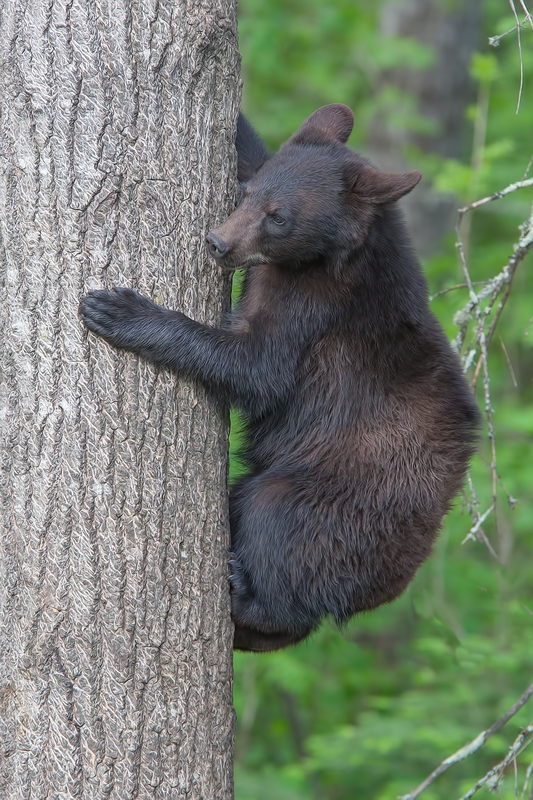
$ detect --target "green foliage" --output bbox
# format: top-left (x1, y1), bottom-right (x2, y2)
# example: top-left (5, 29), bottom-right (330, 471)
top-left (238, 0), bottom-right (433, 147)
top-left (233, 1), bottom-right (533, 797)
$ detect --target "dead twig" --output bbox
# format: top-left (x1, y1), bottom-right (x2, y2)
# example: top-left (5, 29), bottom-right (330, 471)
top-left (488, 14), bottom-right (532, 46)
top-left (457, 177), bottom-right (533, 215)
top-left (398, 682), bottom-right (533, 800)
top-left (457, 721), bottom-right (533, 800)
top-left (429, 281), bottom-right (487, 301)
top-left (508, 0), bottom-right (526, 111)
top-left (452, 200), bottom-right (533, 538)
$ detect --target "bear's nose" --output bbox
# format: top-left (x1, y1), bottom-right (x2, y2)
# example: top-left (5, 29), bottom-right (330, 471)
top-left (206, 231), bottom-right (229, 259)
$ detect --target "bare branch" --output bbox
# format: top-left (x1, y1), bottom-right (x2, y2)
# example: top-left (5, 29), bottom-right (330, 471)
top-left (488, 15), bottom-right (532, 46)
top-left (508, 0), bottom-right (526, 111)
top-left (500, 335), bottom-right (518, 387)
top-left (457, 177), bottom-right (533, 215)
top-left (452, 201), bottom-right (532, 538)
top-left (520, 757), bottom-right (533, 799)
top-left (398, 682), bottom-right (533, 800)
top-left (429, 281), bottom-right (487, 301)
top-left (461, 503), bottom-right (495, 542)
top-left (518, 0), bottom-right (533, 31)
top-left (456, 229), bottom-right (499, 508)
top-left (457, 722), bottom-right (533, 800)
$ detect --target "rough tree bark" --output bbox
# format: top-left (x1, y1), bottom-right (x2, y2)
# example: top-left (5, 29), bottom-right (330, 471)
top-left (0, 0), bottom-right (239, 798)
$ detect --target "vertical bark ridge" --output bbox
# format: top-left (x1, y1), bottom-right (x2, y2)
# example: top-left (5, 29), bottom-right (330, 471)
top-left (0, 0), bottom-right (239, 797)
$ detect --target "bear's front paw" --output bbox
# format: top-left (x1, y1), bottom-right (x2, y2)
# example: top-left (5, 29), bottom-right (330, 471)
top-left (79, 287), bottom-right (162, 352)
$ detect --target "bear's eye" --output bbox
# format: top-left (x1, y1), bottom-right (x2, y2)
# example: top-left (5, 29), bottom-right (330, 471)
top-left (270, 213), bottom-right (286, 226)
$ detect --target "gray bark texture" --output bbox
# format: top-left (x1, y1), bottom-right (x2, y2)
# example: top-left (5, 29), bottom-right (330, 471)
top-left (0, 0), bottom-right (240, 798)
top-left (369, 0), bottom-right (482, 256)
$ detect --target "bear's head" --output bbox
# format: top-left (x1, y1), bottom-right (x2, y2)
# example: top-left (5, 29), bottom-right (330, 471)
top-left (206, 104), bottom-right (421, 272)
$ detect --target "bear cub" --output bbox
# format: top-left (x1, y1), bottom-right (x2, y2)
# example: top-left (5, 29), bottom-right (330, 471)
top-left (80, 104), bottom-right (480, 652)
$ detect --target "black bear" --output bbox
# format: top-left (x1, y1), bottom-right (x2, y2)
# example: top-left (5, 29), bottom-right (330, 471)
top-left (80, 104), bottom-right (480, 652)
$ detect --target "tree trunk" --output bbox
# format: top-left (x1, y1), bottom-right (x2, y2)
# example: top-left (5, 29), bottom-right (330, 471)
top-left (369, 0), bottom-right (482, 256)
top-left (0, 1), bottom-right (239, 798)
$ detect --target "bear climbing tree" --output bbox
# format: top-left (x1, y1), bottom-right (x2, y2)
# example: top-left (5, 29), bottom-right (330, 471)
top-left (81, 105), bottom-right (480, 653)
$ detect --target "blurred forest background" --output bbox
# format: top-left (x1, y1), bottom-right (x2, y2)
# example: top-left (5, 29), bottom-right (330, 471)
top-left (232, 0), bottom-right (533, 798)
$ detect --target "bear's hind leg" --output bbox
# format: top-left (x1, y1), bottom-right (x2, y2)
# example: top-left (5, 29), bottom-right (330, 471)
top-left (229, 471), bottom-right (319, 651)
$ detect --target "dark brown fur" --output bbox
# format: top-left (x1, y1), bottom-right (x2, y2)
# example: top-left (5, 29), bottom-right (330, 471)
top-left (80, 106), bottom-right (480, 651)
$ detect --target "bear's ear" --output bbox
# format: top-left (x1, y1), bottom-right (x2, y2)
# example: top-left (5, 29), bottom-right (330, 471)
top-left (236, 113), bottom-right (270, 182)
top-left (288, 104), bottom-right (354, 146)
top-left (346, 164), bottom-right (422, 203)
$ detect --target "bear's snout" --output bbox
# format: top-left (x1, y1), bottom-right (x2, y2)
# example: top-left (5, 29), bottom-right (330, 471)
top-left (206, 231), bottom-right (230, 260)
